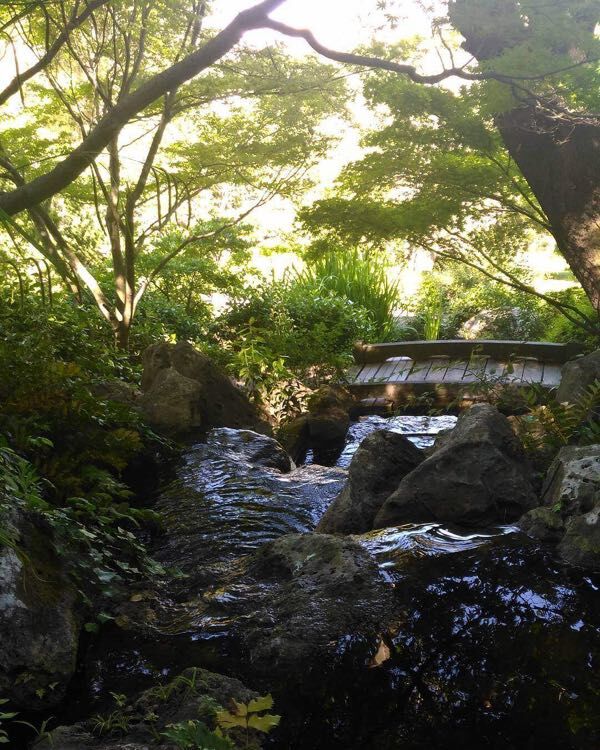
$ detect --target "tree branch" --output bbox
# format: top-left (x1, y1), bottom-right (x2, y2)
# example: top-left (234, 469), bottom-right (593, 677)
top-left (0, 0), bottom-right (112, 107)
top-left (0, 0), bottom-right (287, 216)
top-left (262, 18), bottom-right (599, 86)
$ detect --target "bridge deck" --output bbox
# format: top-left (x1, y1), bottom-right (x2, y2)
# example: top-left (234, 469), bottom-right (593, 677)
top-left (347, 355), bottom-right (562, 388)
top-left (346, 340), bottom-right (582, 409)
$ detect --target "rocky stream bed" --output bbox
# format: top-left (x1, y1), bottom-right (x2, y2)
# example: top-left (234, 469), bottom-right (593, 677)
top-left (5, 410), bottom-right (600, 749)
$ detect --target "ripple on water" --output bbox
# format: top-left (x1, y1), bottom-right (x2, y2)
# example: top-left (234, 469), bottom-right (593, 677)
top-left (359, 523), bottom-right (517, 576)
top-left (155, 416), bottom-right (462, 585)
top-left (154, 444), bottom-right (347, 583)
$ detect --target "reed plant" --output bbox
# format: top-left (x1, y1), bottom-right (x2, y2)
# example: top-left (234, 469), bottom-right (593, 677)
top-left (291, 249), bottom-right (400, 340)
top-left (422, 294), bottom-right (444, 340)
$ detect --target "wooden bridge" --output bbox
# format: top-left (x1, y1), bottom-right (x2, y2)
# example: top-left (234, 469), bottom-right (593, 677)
top-left (346, 340), bottom-right (583, 409)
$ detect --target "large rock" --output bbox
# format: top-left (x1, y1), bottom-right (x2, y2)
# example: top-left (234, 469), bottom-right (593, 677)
top-left (519, 507), bottom-right (565, 542)
top-left (520, 445), bottom-right (600, 567)
top-left (0, 509), bottom-right (81, 709)
top-left (236, 533), bottom-right (391, 676)
top-left (35, 667), bottom-right (263, 750)
top-left (206, 428), bottom-right (292, 472)
top-left (556, 349), bottom-right (600, 404)
top-left (278, 415), bottom-right (310, 465)
top-left (140, 341), bottom-right (269, 436)
top-left (558, 505), bottom-right (600, 568)
top-left (317, 430), bottom-right (424, 534)
top-left (278, 386), bottom-right (353, 466)
top-left (307, 407), bottom-right (350, 465)
top-left (139, 366), bottom-right (204, 435)
top-left (374, 404), bottom-right (537, 528)
top-left (91, 379), bottom-right (139, 406)
top-left (540, 444), bottom-right (600, 515)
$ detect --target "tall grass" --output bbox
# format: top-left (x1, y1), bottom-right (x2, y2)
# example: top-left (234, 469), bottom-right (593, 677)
top-left (422, 295), bottom-right (444, 340)
top-left (291, 250), bottom-right (400, 341)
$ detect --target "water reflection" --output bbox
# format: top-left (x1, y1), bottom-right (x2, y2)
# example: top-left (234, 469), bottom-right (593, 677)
top-left (271, 538), bottom-right (600, 750)
top-left (69, 417), bottom-right (599, 750)
top-left (153, 444), bottom-right (346, 587)
top-left (336, 414), bottom-right (457, 467)
top-left (359, 523), bottom-right (516, 571)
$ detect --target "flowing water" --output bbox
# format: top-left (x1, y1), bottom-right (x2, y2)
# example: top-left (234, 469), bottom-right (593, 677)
top-left (68, 415), bottom-right (599, 749)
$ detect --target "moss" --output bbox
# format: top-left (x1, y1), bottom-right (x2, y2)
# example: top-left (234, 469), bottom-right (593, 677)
top-left (16, 522), bottom-right (66, 608)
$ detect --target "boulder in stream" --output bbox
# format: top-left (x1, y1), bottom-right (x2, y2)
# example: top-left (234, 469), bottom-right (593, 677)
top-left (374, 404), bottom-right (537, 528)
top-left (317, 430), bottom-right (424, 534)
top-left (520, 444), bottom-right (600, 567)
top-left (140, 341), bottom-right (270, 436)
top-left (235, 532), bottom-right (392, 678)
top-left (278, 386), bottom-right (353, 466)
top-left (206, 428), bottom-right (292, 472)
top-left (152, 429), bottom-right (346, 591)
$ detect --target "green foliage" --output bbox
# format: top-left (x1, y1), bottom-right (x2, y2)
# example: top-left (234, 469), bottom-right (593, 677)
top-left (543, 289), bottom-right (600, 350)
top-left (0, 299), bottom-right (144, 496)
top-left (448, 0), bottom-right (600, 112)
top-left (515, 381), bottom-right (600, 456)
top-left (162, 720), bottom-right (234, 750)
top-left (159, 694), bottom-right (282, 750)
top-left (299, 25), bottom-right (599, 328)
top-left (217, 277), bottom-right (376, 421)
top-left (229, 325), bottom-right (311, 424)
top-left (147, 668), bottom-right (203, 704)
top-left (406, 266), bottom-right (559, 342)
top-left (91, 709), bottom-right (133, 737)
top-left (92, 675), bottom-right (279, 750)
top-left (0, 296), bottom-right (168, 602)
top-left (418, 279), bottom-right (444, 341)
top-left (216, 695), bottom-right (280, 737)
top-left (291, 249), bottom-right (400, 340)
top-left (0, 11), bottom-right (347, 346)
top-left (0, 699), bottom-right (18, 744)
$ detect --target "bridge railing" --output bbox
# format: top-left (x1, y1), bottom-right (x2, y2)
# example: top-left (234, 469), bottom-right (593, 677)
top-left (353, 339), bottom-right (583, 366)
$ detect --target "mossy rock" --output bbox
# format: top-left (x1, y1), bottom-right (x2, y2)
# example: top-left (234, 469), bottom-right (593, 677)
top-left (36, 667), bottom-right (264, 749)
top-left (558, 505), bottom-right (600, 568)
top-left (0, 511), bottom-right (82, 709)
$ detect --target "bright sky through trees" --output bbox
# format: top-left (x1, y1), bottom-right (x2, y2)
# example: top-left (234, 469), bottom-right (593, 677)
top-left (210, 0), bottom-right (428, 52)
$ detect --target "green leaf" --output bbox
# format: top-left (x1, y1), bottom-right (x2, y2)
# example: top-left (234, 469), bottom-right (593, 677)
top-left (215, 709), bottom-right (247, 731)
top-left (247, 712), bottom-right (281, 733)
top-left (231, 699), bottom-right (248, 717)
top-left (247, 694), bottom-right (274, 713)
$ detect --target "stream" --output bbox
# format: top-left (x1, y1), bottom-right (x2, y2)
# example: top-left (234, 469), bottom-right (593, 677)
top-left (66, 415), bottom-right (599, 749)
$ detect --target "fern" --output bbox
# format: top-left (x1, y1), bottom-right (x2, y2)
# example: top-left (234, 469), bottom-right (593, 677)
top-left (515, 379), bottom-right (600, 454)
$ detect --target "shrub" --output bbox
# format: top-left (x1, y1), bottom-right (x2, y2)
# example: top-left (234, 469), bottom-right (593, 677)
top-left (0, 297), bottom-right (167, 602)
top-left (291, 249), bottom-right (400, 341)
top-left (215, 279), bottom-right (376, 422)
top-left (217, 280), bottom-right (375, 377)
top-left (409, 268), bottom-right (559, 341)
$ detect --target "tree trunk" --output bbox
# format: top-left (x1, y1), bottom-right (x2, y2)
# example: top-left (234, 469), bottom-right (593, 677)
top-left (114, 319), bottom-right (131, 350)
top-left (497, 104), bottom-right (600, 312)
top-left (447, 1), bottom-right (600, 313)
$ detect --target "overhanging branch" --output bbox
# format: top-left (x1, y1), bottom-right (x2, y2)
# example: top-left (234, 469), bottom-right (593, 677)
top-left (262, 18), bottom-right (599, 86)
top-left (0, 0), bottom-right (287, 217)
